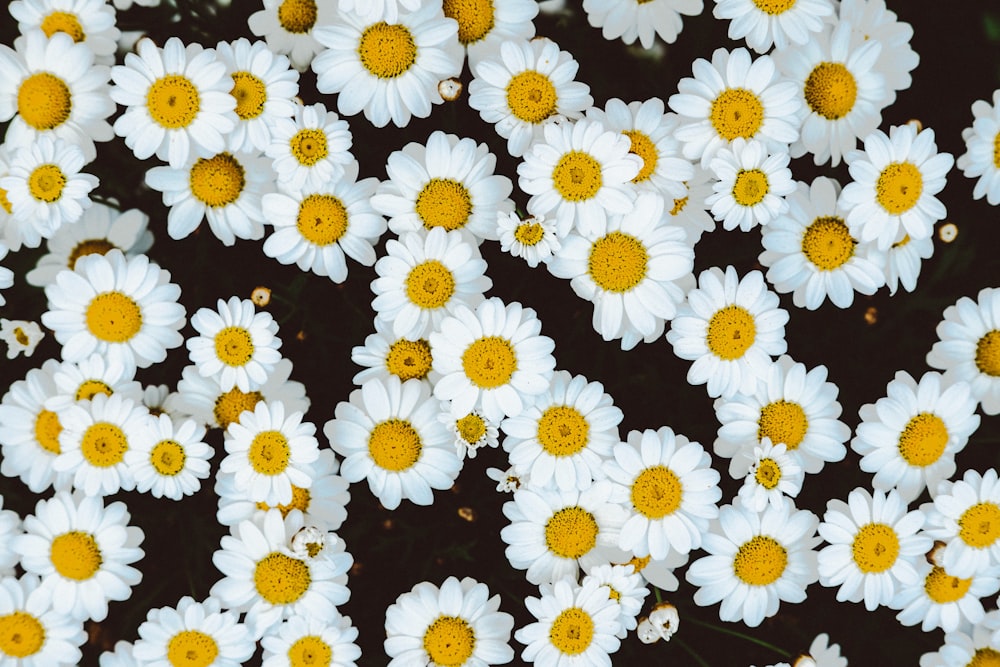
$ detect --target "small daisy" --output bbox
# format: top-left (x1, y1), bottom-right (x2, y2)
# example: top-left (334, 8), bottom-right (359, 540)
top-left (666, 265), bottom-right (789, 399)
top-left (188, 296), bottom-right (283, 393)
top-left (14, 490), bottom-right (144, 623)
top-left (443, 0), bottom-right (538, 68)
top-left (582, 563), bottom-right (649, 637)
top-left (45, 352), bottom-right (142, 414)
top-left (468, 37), bottom-right (593, 158)
top-left (132, 596), bottom-right (254, 667)
top-left (431, 296), bottom-right (557, 423)
top-left (924, 468), bottom-right (1000, 579)
top-left (706, 138), bottom-right (795, 231)
top-left (803, 633), bottom-right (847, 667)
top-left (371, 227), bottom-right (491, 341)
top-left (487, 465), bottom-right (524, 493)
top-left (248, 0), bottom-right (338, 71)
top-left (736, 439), bottom-right (804, 512)
top-left (9, 0), bottom-right (120, 64)
top-left (140, 384), bottom-right (175, 417)
top-left (816, 487), bottom-right (931, 611)
top-left (582, 0), bottom-right (704, 48)
top-left (0, 318), bottom-right (45, 359)
top-left (497, 212), bottom-right (560, 268)
top-left (713, 0), bottom-right (834, 54)
top-left (517, 118), bottom-right (642, 238)
top-left (918, 614), bottom-right (1000, 667)
top-left (42, 249), bottom-right (186, 373)
top-left (759, 176), bottom-right (886, 310)
top-left (324, 376), bottom-right (462, 510)
top-left (840, 123), bottom-right (954, 251)
top-left (0, 574), bottom-right (86, 666)
top-left (384, 576), bottom-right (515, 667)
top-left (265, 101), bottom-right (354, 192)
top-left (852, 370), bottom-right (981, 502)
top-left (686, 498), bottom-right (820, 627)
top-left (883, 229), bottom-right (934, 296)
top-left (260, 613), bottom-right (362, 667)
top-left (98, 640), bottom-right (139, 667)
top-left (665, 165), bottom-right (716, 245)
top-left (927, 287), bottom-right (1000, 415)
top-left (669, 47), bottom-right (801, 167)
top-left (372, 130), bottom-right (513, 244)
top-left (125, 413), bottom-right (213, 500)
top-left (894, 553), bottom-right (1000, 634)
top-left (956, 92), bottom-right (1000, 204)
top-left (838, 0), bottom-right (918, 107)
top-left (311, 2), bottom-right (463, 128)
top-left (441, 405), bottom-right (500, 460)
top-left (351, 317), bottom-right (437, 387)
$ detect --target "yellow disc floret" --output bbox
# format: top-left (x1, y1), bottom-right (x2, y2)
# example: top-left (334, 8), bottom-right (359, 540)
top-left (248, 431), bottom-right (291, 476)
top-left (710, 88), bottom-right (764, 141)
top-left (623, 130), bottom-right (658, 183)
top-left (732, 169), bottom-right (769, 207)
top-left (290, 128), bottom-right (328, 166)
top-left (514, 221), bottom-right (545, 246)
top-left (190, 153), bottom-right (245, 208)
top-left (752, 0), bottom-right (797, 13)
top-left (75, 379), bottom-right (112, 402)
top-left (896, 412), bottom-right (948, 467)
top-left (630, 465), bottom-right (683, 519)
top-left (50, 531), bottom-right (102, 580)
top-left (587, 232), bottom-right (648, 293)
top-left (28, 164), bottom-right (66, 203)
top-left (151, 440), bottom-right (187, 476)
top-left (0, 611), bottom-right (45, 658)
top-left (875, 162), bottom-right (923, 215)
top-left (423, 616), bottom-right (476, 667)
top-left (416, 179), bottom-right (473, 232)
top-left (166, 630), bottom-right (219, 667)
top-left (733, 535), bottom-right (787, 586)
top-left (548, 607), bottom-right (594, 656)
top-left (552, 151), bottom-right (603, 202)
top-left (358, 22), bottom-right (417, 79)
top-left (536, 406), bottom-right (590, 457)
top-left (147, 74), bottom-right (201, 129)
top-left (288, 635), bottom-right (332, 667)
top-left (505, 71), bottom-right (557, 124)
top-left (924, 566), bottom-right (972, 604)
top-left (544, 506), bottom-right (598, 559)
top-left (456, 413), bottom-right (487, 444)
top-left (214, 388), bottom-right (263, 430)
top-left (230, 71), bottom-right (268, 120)
top-left (753, 458), bottom-right (782, 490)
top-left (958, 502), bottom-right (1000, 549)
top-left (970, 648), bottom-right (1000, 667)
top-left (214, 326), bottom-right (255, 367)
top-left (34, 409), bottom-right (62, 454)
top-left (405, 260), bottom-right (456, 310)
top-left (68, 239), bottom-right (116, 269)
top-left (804, 62), bottom-right (857, 120)
top-left (257, 485), bottom-right (311, 517)
top-left (976, 330), bottom-right (1000, 377)
top-left (368, 419), bottom-right (422, 472)
top-left (757, 400), bottom-right (808, 450)
top-left (442, 0), bottom-right (495, 45)
top-left (385, 338), bottom-right (433, 381)
top-left (41, 11), bottom-right (86, 42)
top-left (80, 422), bottom-right (128, 467)
top-left (851, 523), bottom-right (900, 574)
top-left (297, 194), bottom-right (349, 246)
top-left (802, 216), bottom-right (855, 271)
top-left (254, 552), bottom-right (311, 605)
top-left (17, 72), bottom-right (72, 130)
top-left (461, 336), bottom-right (517, 389)
top-left (706, 305), bottom-right (756, 361)
top-left (277, 0), bottom-right (317, 33)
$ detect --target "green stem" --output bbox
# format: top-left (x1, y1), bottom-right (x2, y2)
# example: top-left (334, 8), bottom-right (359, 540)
top-left (676, 637), bottom-right (711, 667)
top-left (685, 616), bottom-right (790, 658)
top-left (654, 586), bottom-right (663, 603)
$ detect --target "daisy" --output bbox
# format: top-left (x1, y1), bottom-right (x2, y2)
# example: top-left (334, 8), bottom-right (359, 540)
top-left (14, 490), bottom-right (144, 623)
top-left (265, 101), bottom-right (354, 192)
top-left (666, 265), bottom-right (789, 399)
top-left (497, 212), bottom-right (561, 268)
top-left (42, 249), bottom-right (186, 373)
top-left (384, 576), bottom-right (515, 667)
top-left (960, 91), bottom-right (1000, 205)
top-left (372, 130), bottom-right (513, 243)
top-left (44, 352), bottom-right (143, 414)
top-left (440, 405), bottom-right (500, 460)
top-left (98, 640), bottom-right (139, 667)
top-left (547, 191), bottom-right (694, 350)
top-left (501, 370), bottom-right (623, 491)
top-left (0, 574), bottom-right (86, 666)
top-left (210, 509), bottom-right (352, 639)
top-left (582, 0), bottom-right (704, 48)
top-left (468, 37), bottom-right (593, 158)
top-left (311, 2), bottom-right (463, 128)
top-left (927, 287), bottom-right (1000, 415)
top-left (713, 0), bottom-right (834, 54)
top-left (371, 227), bottom-right (491, 341)
top-left (500, 481), bottom-right (628, 585)
top-left (919, 614), bottom-right (1000, 667)
top-left (324, 376), bottom-right (462, 510)
top-left (759, 176), bottom-right (885, 310)
top-left (665, 165), bottom-right (716, 244)
top-left (110, 37), bottom-right (238, 169)
top-left (852, 370), bottom-right (980, 502)
top-left (838, 0), bottom-right (918, 107)
top-left (582, 563), bottom-right (649, 638)
top-left (840, 123), bottom-right (954, 251)
top-left (668, 47), bottom-right (801, 167)
top-left (803, 633), bottom-right (847, 667)
top-left (894, 552), bottom-right (1000, 634)
top-left (736, 438), bottom-right (804, 512)
top-left (706, 138), bottom-right (795, 231)
top-left (248, 0), bottom-right (338, 71)
top-left (605, 426), bottom-right (721, 560)
top-left (260, 613), bottom-right (362, 667)
top-left (430, 296), bottom-right (557, 423)
top-left (882, 230), bottom-right (934, 295)
top-left (686, 498), bottom-right (820, 627)
top-left (351, 317), bottom-right (437, 386)
top-left (132, 596), bottom-right (254, 667)
top-left (9, 0), bottom-right (120, 65)
top-left (924, 468), bottom-right (1000, 579)
top-left (442, 0), bottom-right (537, 68)
top-left (517, 118), bottom-right (641, 238)
top-left (816, 487), bottom-right (931, 611)
top-left (0, 318), bottom-right (45, 359)
top-left (487, 465), bottom-right (524, 493)
top-left (125, 412), bottom-right (213, 500)
top-left (188, 296), bottom-right (283, 393)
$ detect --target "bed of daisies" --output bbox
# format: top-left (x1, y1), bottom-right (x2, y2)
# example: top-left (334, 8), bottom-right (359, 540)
top-left (0, 0), bottom-right (999, 665)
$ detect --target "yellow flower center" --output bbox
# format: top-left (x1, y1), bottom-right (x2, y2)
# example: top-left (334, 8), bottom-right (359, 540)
top-left (40, 10), bottom-right (86, 41)
top-left (151, 440), bottom-right (186, 476)
top-left (851, 523), bottom-right (900, 574)
top-left (461, 336), bottom-right (517, 389)
top-left (405, 260), bottom-right (456, 310)
top-left (924, 566), bottom-right (972, 604)
top-left (970, 648), bottom-right (1000, 667)
top-left (548, 607), bottom-right (594, 656)
top-left (17, 72), bottom-right (72, 130)
top-left (626, 554), bottom-right (651, 572)
top-left (710, 88), bottom-right (764, 141)
top-left (34, 409), bottom-right (62, 454)
top-left (505, 70), bottom-right (557, 124)
top-left (416, 179), bottom-right (473, 232)
top-left (288, 635), bottom-right (332, 667)
top-left (537, 405), bottom-right (590, 457)
top-left (214, 388), bottom-right (263, 430)
top-left (296, 194), bottom-right (349, 246)
top-left (733, 535), bottom-right (787, 586)
top-left (514, 221), bottom-right (545, 246)
top-left (456, 413), bottom-right (487, 444)
top-left (993, 132), bottom-right (1000, 170)
top-left (290, 128), bottom-right (328, 166)
top-left (254, 552), bottom-right (311, 605)
top-left (875, 162), bottom-right (923, 215)
top-left (68, 239), bottom-right (116, 269)
top-left (757, 400), bottom-right (808, 450)
top-left (13, 328), bottom-right (29, 346)
top-left (804, 62), bottom-right (857, 120)
top-left (368, 419), bottom-right (422, 472)
top-left (623, 130), bottom-right (658, 183)
top-left (50, 531), bottom-right (102, 580)
top-left (544, 506), bottom-right (598, 559)
top-left (147, 74), bottom-right (201, 129)
top-left (630, 465), bottom-right (683, 519)
top-left (190, 153), bottom-right (245, 208)
top-left (277, 0), bottom-right (317, 33)
top-left (752, 0), bottom-right (797, 13)
top-left (0, 187), bottom-right (11, 214)
top-left (75, 379), bottom-right (112, 402)
top-left (442, 0), bottom-right (495, 45)
top-left (732, 169), bottom-right (769, 207)
top-left (248, 430), bottom-right (291, 476)
top-left (802, 216), bottom-right (855, 271)
top-left (976, 330), bottom-right (1000, 377)
top-left (27, 164), bottom-right (66, 203)
top-left (552, 151), bottom-right (603, 202)
top-left (385, 338), bottom-right (433, 381)
top-left (754, 458), bottom-right (782, 489)
top-left (81, 422), bottom-right (128, 467)
top-left (897, 412), bottom-right (948, 467)
top-left (706, 305), bottom-right (757, 361)
top-left (214, 326), bottom-right (255, 367)
top-left (0, 612), bottom-right (45, 659)
top-left (166, 630), bottom-right (219, 667)
top-left (257, 485), bottom-right (311, 517)
top-left (230, 71), bottom-right (268, 120)
top-left (358, 22), bottom-right (417, 79)
top-left (670, 196), bottom-right (688, 216)
top-left (423, 616), bottom-right (476, 667)
top-left (959, 502), bottom-right (1000, 549)
top-left (587, 232), bottom-right (648, 293)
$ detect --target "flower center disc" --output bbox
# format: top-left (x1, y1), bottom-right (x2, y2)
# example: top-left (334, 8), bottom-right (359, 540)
top-left (757, 400), bottom-right (808, 450)
top-left (752, 0), bottom-right (797, 14)
top-left (733, 535), bottom-right (787, 586)
top-left (288, 635), bottom-right (332, 667)
top-left (290, 129), bottom-right (328, 166)
top-left (28, 164), bottom-right (66, 203)
top-left (959, 502), bottom-right (1000, 548)
top-left (230, 71), bottom-right (268, 120)
top-left (631, 465), bottom-right (683, 519)
top-left (971, 648), bottom-right (1000, 667)
top-left (368, 419), bottom-right (422, 472)
top-left (297, 194), bottom-right (348, 246)
top-left (151, 440), bottom-right (186, 476)
top-left (924, 566), bottom-right (972, 604)
top-left (456, 413), bottom-right (487, 444)
top-left (41, 11), bottom-right (86, 41)
top-left (214, 326), bottom-right (255, 367)
top-left (552, 151), bottom-right (603, 202)
top-left (897, 412), bottom-right (948, 467)
top-left (851, 523), bottom-right (900, 574)
top-left (214, 388), bottom-right (263, 430)
top-left (278, 0), bottom-right (317, 33)
top-left (754, 458), bottom-right (782, 489)
top-left (976, 330), bottom-right (1000, 377)
top-left (17, 72), bottom-right (72, 130)
top-left (254, 552), bottom-right (311, 605)
top-left (249, 430), bottom-right (291, 475)
top-left (514, 221), bottom-right (544, 245)
top-left (548, 607), bottom-right (594, 656)
top-left (190, 153), bottom-right (245, 208)
top-left (81, 422), bottom-right (129, 467)
top-left (50, 530), bottom-right (102, 580)
top-left (732, 169), bottom-right (769, 207)
top-left (802, 216), bottom-right (855, 271)
top-left (461, 336), bottom-right (517, 389)
top-left (505, 70), bottom-right (557, 124)
top-left (415, 178), bottom-right (472, 231)
top-left (993, 133), bottom-right (1000, 170)
top-left (710, 88), bottom-right (764, 141)
top-left (423, 615), bottom-right (476, 667)
top-left (544, 506), bottom-right (598, 559)
top-left (68, 239), bottom-right (116, 269)
top-left (0, 611), bottom-right (45, 658)
top-left (385, 338), bottom-right (433, 381)
top-left (358, 22), bottom-right (417, 79)
top-left (405, 260), bottom-right (456, 310)
top-left (75, 379), bottom-right (112, 401)
top-left (166, 630), bottom-right (219, 667)
top-left (0, 187), bottom-right (11, 214)
top-left (805, 62), bottom-right (857, 120)
top-left (587, 232), bottom-right (648, 293)
top-left (875, 162), bottom-right (923, 215)
top-left (34, 409), bottom-right (62, 454)
top-left (258, 485), bottom-right (311, 517)
top-left (147, 74), bottom-right (201, 129)
top-left (706, 305), bottom-right (757, 361)
top-left (442, 0), bottom-right (496, 45)
top-left (537, 405), bottom-right (590, 457)
top-left (623, 130), bottom-right (658, 183)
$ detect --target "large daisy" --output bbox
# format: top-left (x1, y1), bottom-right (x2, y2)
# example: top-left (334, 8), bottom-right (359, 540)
top-left (9, 0), bottom-right (120, 65)
top-left (706, 137), bottom-right (795, 232)
top-left (132, 596), bottom-right (254, 667)
top-left (582, 0), bottom-right (704, 48)
top-left (265, 101), bottom-right (354, 193)
top-left (713, 0), bottom-right (834, 54)
top-left (0, 574), bottom-right (86, 666)
top-left (248, 0), bottom-right (338, 71)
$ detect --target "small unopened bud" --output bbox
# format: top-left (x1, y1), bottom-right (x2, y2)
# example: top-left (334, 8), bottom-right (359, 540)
top-left (907, 118), bottom-right (923, 132)
top-left (438, 78), bottom-right (462, 102)
top-left (636, 617), bottom-right (660, 644)
top-left (793, 656), bottom-right (818, 667)
top-left (291, 526), bottom-right (326, 558)
top-left (648, 602), bottom-right (679, 642)
top-left (938, 222), bottom-right (958, 243)
top-left (251, 286), bottom-right (271, 307)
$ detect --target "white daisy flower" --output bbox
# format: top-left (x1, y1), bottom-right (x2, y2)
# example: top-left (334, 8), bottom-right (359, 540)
top-left (125, 413), bottom-right (213, 500)
top-left (468, 37), bottom-right (593, 158)
top-left (260, 613), bottom-right (361, 667)
top-left (497, 212), bottom-right (561, 268)
top-left (384, 576), bottom-right (515, 667)
top-left (501, 370), bottom-right (622, 491)
top-left (882, 230), bottom-right (934, 295)
top-left (894, 554), bottom-right (1000, 634)
top-left (706, 138), bottom-right (795, 231)
top-left (817, 487), bottom-right (931, 611)
top-left (440, 405), bottom-right (500, 460)
top-left (517, 118), bottom-right (642, 238)
top-left (371, 227), bottom-right (491, 341)
top-left (110, 37), bottom-right (238, 169)
top-left (666, 265), bottom-right (789, 399)
top-left (500, 480), bottom-right (628, 585)
top-left (582, 0), bottom-right (703, 48)
top-left (9, 0), bottom-right (120, 65)
top-left (210, 510), bottom-right (352, 639)
top-left (924, 468), bottom-right (1000, 579)
top-left (0, 318), bottom-right (45, 359)
top-left (840, 123), bottom-right (954, 251)
top-left (668, 47), bottom-right (801, 167)
top-left (351, 317), bottom-right (437, 386)
top-left (852, 370), bottom-right (980, 502)
top-left (927, 287), bottom-right (1000, 415)
top-left (311, 2), bottom-right (463, 128)
top-left (959, 90), bottom-right (1000, 205)
top-left (0, 574), bottom-right (86, 666)
top-left (132, 596), bottom-right (254, 667)
top-left (45, 352), bottom-right (143, 414)
top-left (188, 296), bottom-right (283, 393)
top-left (759, 176), bottom-right (886, 310)
top-left (325, 376), bottom-right (462, 510)
top-left (736, 438), bottom-right (803, 512)
top-left (665, 165), bottom-right (716, 245)
top-left (686, 498), bottom-right (820, 627)
top-left (248, 0), bottom-right (338, 71)
top-left (431, 296), bottom-right (557, 423)
top-left (582, 563), bottom-right (649, 638)
top-left (42, 249), bottom-right (186, 373)
top-left (98, 640), bottom-right (139, 667)
top-left (0, 29), bottom-right (114, 163)
top-left (372, 130), bottom-right (513, 244)
top-left (140, 384), bottom-right (176, 418)
top-left (838, 0), bottom-right (918, 107)
top-left (487, 465), bottom-right (523, 493)
top-left (918, 613), bottom-right (1000, 667)
top-left (14, 490), bottom-right (144, 623)
top-left (713, 0), bottom-right (834, 54)
top-left (803, 633), bottom-right (847, 667)
top-left (265, 101), bottom-right (354, 192)
top-left (443, 0), bottom-right (538, 68)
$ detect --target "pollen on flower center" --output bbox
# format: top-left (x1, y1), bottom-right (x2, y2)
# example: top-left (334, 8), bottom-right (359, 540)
top-left (369, 418), bottom-right (422, 472)
top-left (958, 502), bottom-right (1000, 548)
top-left (277, 0), bottom-right (317, 33)
top-left (670, 196), bottom-right (688, 216)
top-left (896, 412), bottom-right (948, 467)
top-left (706, 305), bottom-right (757, 361)
top-left (802, 216), bottom-right (855, 271)
top-left (505, 70), bottom-right (557, 124)
top-left (230, 71), bottom-right (268, 120)
top-left (924, 565), bottom-right (972, 603)
top-left (17, 72), bottom-right (71, 130)
top-left (423, 615), bottom-right (476, 667)
top-left (548, 607), bottom-right (594, 656)
top-left (75, 379), bottom-right (112, 401)
top-left (41, 11), bottom-right (85, 42)
top-left (415, 179), bottom-right (473, 231)
top-left (214, 388), bottom-right (263, 430)
top-left (851, 523), bottom-right (900, 574)
top-left (732, 169), bottom-right (769, 207)
top-left (552, 151), bottom-right (603, 202)
top-left (257, 485), bottom-right (311, 517)
top-left (545, 506), bottom-right (598, 559)
top-left (166, 630), bottom-right (219, 667)
top-left (358, 22), bottom-right (417, 79)
top-left (146, 74), bottom-right (201, 129)
top-left (733, 535), bottom-right (787, 586)
top-left (710, 88), bottom-right (764, 141)
top-left (50, 530), bottom-right (102, 581)
top-left (623, 130), bottom-right (658, 183)
top-left (587, 232), bottom-right (648, 293)
top-left (288, 635), bottom-right (332, 667)
top-left (81, 421), bottom-right (129, 467)
top-left (875, 162), bottom-right (923, 215)
top-left (753, 458), bottom-right (782, 489)
top-left (970, 648), bottom-right (1000, 667)
top-left (993, 133), bottom-right (1000, 170)
top-left (804, 62), bottom-right (857, 120)
top-left (461, 336), bottom-right (517, 389)
top-left (190, 153), bottom-right (246, 208)
top-left (0, 187), bottom-right (11, 214)
top-left (630, 465), bottom-right (683, 519)
top-left (68, 239), bottom-right (116, 269)
top-left (385, 338), bottom-right (433, 381)
top-left (514, 221), bottom-right (545, 246)
top-left (537, 405), bottom-right (590, 457)
top-left (290, 128), bottom-right (328, 166)
top-left (254, 552), bottom-right (311, 605)
top-left (151, 440), bottom-right (186, 476)
top-left (405, 260), bottom-right (456, 310)
top-left (214, 326), bottom-right (255, 367)
top-left (456, 413), bottom-right (487, 444)
top-left (297, 194), bottom-right (348, 246)
top-left (975, 330), bottom-right (1000, 377)
top-left (752, 0), bottom-right (797, 14)
top-left (442, 0), bottom-right (495, 45)
top-left (0, 611), bottom-right (45, 659)
top-left (34, 409), bottom-right (62, 454)
top-left (28, 164), bottom-right (66, 203)
top-left (757, 400), bottom-right (808, 450)
top-left (248, 430), bottom-right (291, 475)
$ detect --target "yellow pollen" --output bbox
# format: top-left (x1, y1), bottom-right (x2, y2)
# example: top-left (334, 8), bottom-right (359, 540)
top-left (248, 430), bottom-right (291, 476)
top-left (897, 413), bottom-right (948, 467)
top-left (288, 635), bottom-right (332, 667)
top-left (230, 71), bottom-right (268, 120)
top-left (146, 74), bottom-right (201, 129)
top-left (552, 151), bottom-right (603, 202)
top-left (456, 413), bottom-right (487, 444)
top-left (706, 305), bottom-right (757, 361)
top-left (166, 630), bottom-right (219, 667)
top-left (190, 153), bottom-right (245, 208)
top-left (461, 336), bottom-right (517, 389)
top-left (587, 231), bottom-right (648, 293)
top-left (875, 162), bottom-right (923, 215)
top-left (385, 338), bottom-right (433, 381)
top-left (607, 586), bottom-right (621, 601)
top-left (13, 328), bottom-right (29, 346)
top-left (804, 62), bottom-right (857, 120)
top-left (17, 72), bottom-right (71, 130)
top-left (757, 400), bottom-right (808, 450)
top-left (85, 291), bottom-right (143, 343)
top-left (254, 552), bottom-right (311, 605)
top-left (81, 422), bottom-right (128, 467)
top-left (623, 130), bottom-right (658, 183)
top-left (357, 22), bottom-right (417, 79)
top-left (537, 405), bottom-right (590, 457)
top-left (290, 128), bottom-right (328, 166)
top-left (0, 611), bottom-right (45, 658)
top-left (368, 419), bottom-right (422, 472)
top-left (924, 566), bottom-right (972, 604)
top-left (627, 554), bottom-right (651, 572)
top-left (802, 216), bottom-right (855, 271)
top-left (27, 164), bottom-right (66, 203)
top-left (670, 197), bottom-right (688, 216)
top-left (959, 502), bottom-right (1000, 549)
top-left (214, 388), bottom-right (263, 430)
top-left (41, 11), bottom-right (85, 42)
top-left (277, 0), bottom-right (317, 33)
top-left (752, 0), bottom-right (797, 13)
top-left (68, 239), bottom-right (116, 269)
top-left (732, 169), bottom-right (769, 207)
top-left (970, 648), bottom-right (1000, 667)
top-left (442, 0), bottom-right (495, 45)
top-left (34, 409), bottom-right (62, 454)
top-left (753, 458), bottom-right (782, 489)
top-left (296, 194), bottom-right (349, 246)
top-left (710, 88), bottom-right (764, 141)
top-left (150, 440), bottom-right (186, 476)
top-left (257, 485), bottom-right (311, 517)
top-left (415, 179), bottom-right (472, 231)
top-left (544, 506), bottom-right (598, 559)
top-left (993, 132), bottom-right (1000, 170)
top-left (514, 221), bottom-right (545, 246)
top-left (215, 326), bottom-right (255, 367)
top-left (405, 260), bottom-right (456, 310)
top-left (631, 465), bottom-right (683, 519)
top-left (0, 187), bottom-right (11, 214)
top-left (976, 330), bottom-right (1000, 377)
top-left (892, 234), bottom-right (911, 249)
top-left (505, 70), bottom-right (558, 124)
top-left (851, 523), bottom-right (900, 573)
top-left (733, 535), bottom-right (787, 586)
top-left (423, 616), bottom-right (476, 667)
top-left (75, 379), bottom-right (113, 401)
top-left (548, 607), bottom-right (594, 656)
top-left (50, 531), bottom-right (102, 580)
